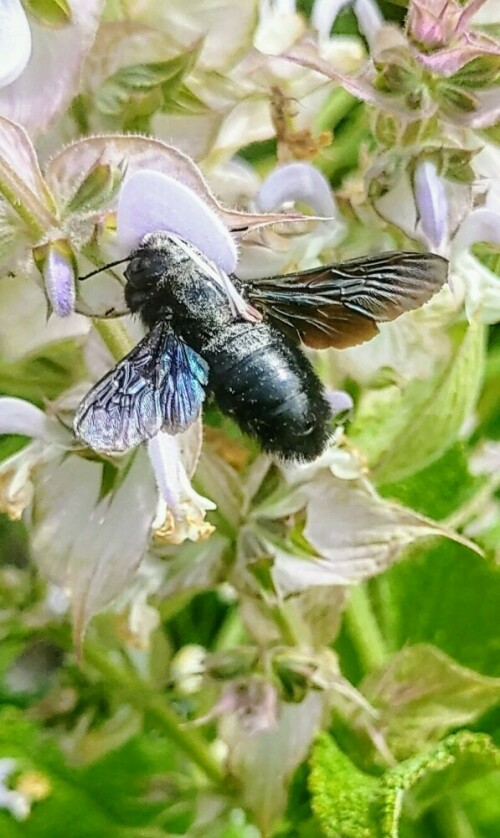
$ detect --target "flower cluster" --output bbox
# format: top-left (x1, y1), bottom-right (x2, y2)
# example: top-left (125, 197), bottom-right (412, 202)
top-left (0, 1), bottom-right (499, 835)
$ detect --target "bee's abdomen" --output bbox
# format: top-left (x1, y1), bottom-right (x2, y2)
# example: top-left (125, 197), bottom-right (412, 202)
top-left (201, 323), bottom-right (332, 461)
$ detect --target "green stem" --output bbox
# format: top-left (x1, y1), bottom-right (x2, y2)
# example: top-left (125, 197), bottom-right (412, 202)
top-left (317, 105), bottom-right (370, 179)
top-left (93, 318), bottom-right (134, 361)
top-left (344, 585), bottom-right (388, 674)
top-left (214, 609), bottom-right (247, 651)
top-left (0, 161), bottom-right (49, 240)
top-left (84, 643), bottom-right (226, 788)
top-left (314, 88), bottom-right (358, 133)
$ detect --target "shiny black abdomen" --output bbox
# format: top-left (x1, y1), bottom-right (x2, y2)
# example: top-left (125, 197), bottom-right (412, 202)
top-left (197, 322), bottom-right (332, 461)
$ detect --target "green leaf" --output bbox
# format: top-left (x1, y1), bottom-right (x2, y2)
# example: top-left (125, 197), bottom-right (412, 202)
top-left (436, 83), bottom-right (480, 115)
top-left (0, 706), bottom-right (195, 836)
top-left (309, 731), bottom-right (500, 838)
top-left (380, 443), bottom-right (481, 520)
top-left (0, 340), bottom-right (85, 407)
top-left (370, 540), bottom-right (500, 676)
top-left (24, 0), bottom-right (72, 27)
top-left (96, 48), bottom-right (201, 129)
top-left (66, 163), bottom-right (124, 213)
top-left (309, 733), bottom-right (378, 838)
top-left (450, 55), bottom-right (500, 90)
top-left (361, 644), bottom-right (500, 759)
top-left (350, 323), bottom-right (486, 484)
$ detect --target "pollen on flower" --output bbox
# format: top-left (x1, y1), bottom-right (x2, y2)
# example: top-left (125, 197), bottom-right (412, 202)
top-left (15, 771), bottom-right (51, 804)
top-left (153, 505), bottom-right (216, 545)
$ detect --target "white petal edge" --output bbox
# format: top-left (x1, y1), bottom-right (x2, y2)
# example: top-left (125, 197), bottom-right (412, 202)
top-left (0, 0), bottom-right (31, 89)
top-left (0, 397), bottom-right (48, 439)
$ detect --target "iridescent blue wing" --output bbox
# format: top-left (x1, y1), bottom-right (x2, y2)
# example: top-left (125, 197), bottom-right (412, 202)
top-left (74, 322), bottom-right (208, 453)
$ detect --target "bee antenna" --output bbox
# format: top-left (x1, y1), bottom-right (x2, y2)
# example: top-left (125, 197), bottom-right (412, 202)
top-left (79, 257), bottom-right (130, 281)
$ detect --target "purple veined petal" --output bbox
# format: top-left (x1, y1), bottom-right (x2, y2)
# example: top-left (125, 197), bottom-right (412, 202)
top-left (0, 397), bottom-right (47, 439)
top-left (452, 208), bottom-right (500, 253)
top-left (311, 0), bottom-right (350, 40)
top-left (414, 160), bottom-right (449, 251)
top-left (0, 0), bottom-right (32, 89)
top-left (42, 241), bottom-right (76, 318)
top-left (117, 170), bottom-right (238, 274)
top-left (257, 162), bottom-right (337, 217)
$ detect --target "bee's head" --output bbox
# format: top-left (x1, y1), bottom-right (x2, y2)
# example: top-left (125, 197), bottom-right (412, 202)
top-left (125, 232), bottom-right (174, 287)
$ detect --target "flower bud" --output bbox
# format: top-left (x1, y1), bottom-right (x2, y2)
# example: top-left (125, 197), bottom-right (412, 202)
top-left (33, 239), bottom-right (76, 317)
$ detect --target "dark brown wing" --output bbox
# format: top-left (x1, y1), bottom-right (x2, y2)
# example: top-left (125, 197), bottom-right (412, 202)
top-left (244, 251), bottom-right (448, 349)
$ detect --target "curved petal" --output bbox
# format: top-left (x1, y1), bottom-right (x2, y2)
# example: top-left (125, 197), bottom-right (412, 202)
top-left (117, 170), bottom-right (238, 273)
top-left (257, 162), bottom-right (337, 217)
top-left (0, 0), bottom-right (104, 134)
top-left (0, 397), bottom-right (48, 439)
top-left (414, 160), bottom-right (449, 251)
top-left (452, 208), bottom-right (500, 253)
top-left (0, 0), bottom-right (32, 89)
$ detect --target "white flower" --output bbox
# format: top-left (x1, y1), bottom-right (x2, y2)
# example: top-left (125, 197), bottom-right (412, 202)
top-left (0, 759), bottom-right (30, 821)
top-left (0, 0), bottom-right (32, 89)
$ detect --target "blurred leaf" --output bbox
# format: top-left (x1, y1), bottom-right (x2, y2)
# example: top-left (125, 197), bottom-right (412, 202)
top-left (460, 771), bottom-right (500, 837)
top-left (350, 322), bottom-right (485, 484)
top-left (24, 0), bottom-right (72, 27)
top-left (0, 706), bottom-right (194, 836)
top-left (96, 48), bottom-right (201, 130)
top-left (309, 731), bottom-right (500, 837)
top-left (380, 443), bottom-right (481, 519)
top-left (0, 339), bottom-right (85, 406)
top-left (371, 540), bottom-right (500, 676)
top-left (361, 644), bottom-right (500, 759)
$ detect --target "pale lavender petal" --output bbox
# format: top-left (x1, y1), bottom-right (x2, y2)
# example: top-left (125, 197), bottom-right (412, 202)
top-left (147, 431), bottom-right (182, 513)
top-left (0, 0), bottom-right (31, 89)
top-left (325, 389), bottom-right (354, 419)
top-left (311, 0), bottom-right (350, 40)
top-left (0, 397), bottom-right (47, 438)
top-left (257, 163), bottom-right (337, 217)
top-left (354, 0), bottom-right (384, 52)
top-left (43, 243), bottom-right (76, 317)
top-left (453, 208), bottom-right (500, 252)
top-left (117, 170), bottom-right (237, 274)
top-left (414, 160), bottom-right (449, 250)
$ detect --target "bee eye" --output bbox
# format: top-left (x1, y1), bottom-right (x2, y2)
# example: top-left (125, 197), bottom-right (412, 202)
top-left (124, 256), bottom-right (144, 283)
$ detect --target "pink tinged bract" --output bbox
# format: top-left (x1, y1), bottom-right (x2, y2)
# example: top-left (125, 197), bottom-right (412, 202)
top-left (117, 170), bottom-right (238, 274)
top-left (0, 0), bottom-right (31, 89)
top-left (257, 162), bottom-right (337, 217)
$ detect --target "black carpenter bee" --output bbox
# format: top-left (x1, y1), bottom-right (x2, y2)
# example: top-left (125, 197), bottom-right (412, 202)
top-left (74, 233), bottom-right (448, 461)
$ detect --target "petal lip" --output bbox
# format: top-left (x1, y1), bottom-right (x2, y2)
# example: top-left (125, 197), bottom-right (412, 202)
top-left (117, 170), bottom-right (238, 274)
top-left (257, 162), bottom-right (337, 217)
top-left (0, 0), bottom-right (32, 89)
top-left (0, 397), bottom-right (48, 439)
